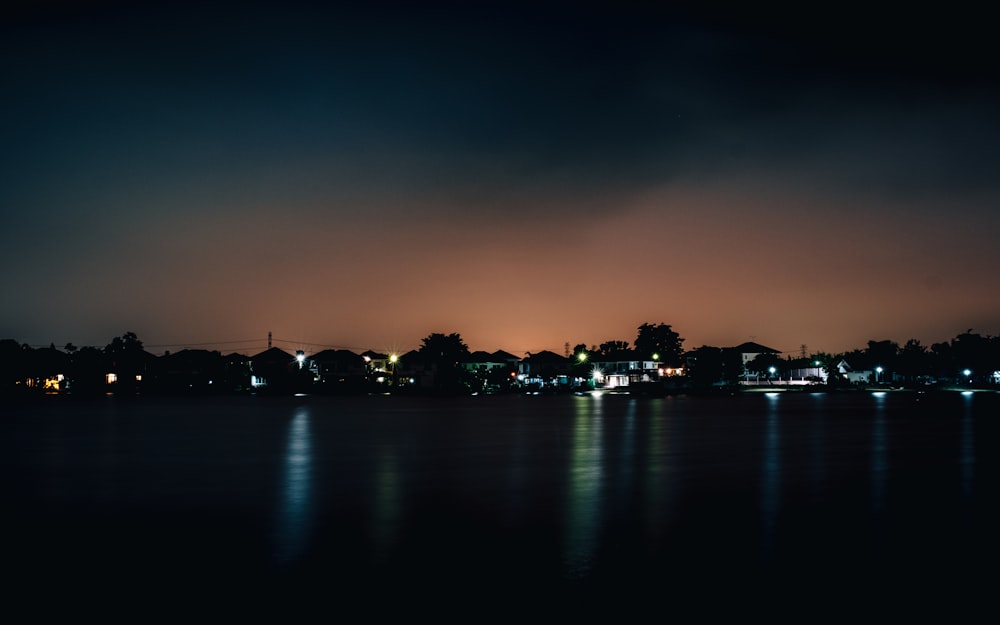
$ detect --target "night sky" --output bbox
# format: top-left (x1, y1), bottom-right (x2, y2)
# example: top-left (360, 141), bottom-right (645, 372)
top-left (3, 1), bottom-right (998, 356)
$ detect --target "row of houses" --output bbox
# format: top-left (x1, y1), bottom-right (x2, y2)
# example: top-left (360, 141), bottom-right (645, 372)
top-left (11, 340), bottom-right (793, 395)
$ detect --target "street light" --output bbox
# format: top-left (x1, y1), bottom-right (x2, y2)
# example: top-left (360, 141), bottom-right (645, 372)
top-left (875, 366), bottom-right (883, 384)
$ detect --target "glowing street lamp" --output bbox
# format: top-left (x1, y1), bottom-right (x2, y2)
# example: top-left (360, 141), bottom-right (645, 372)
top-left (875, 366), bottom-right (883, 383)
top-left (389, 354), bottom-right (399, 386)
top-left (964, 369), bottom-right (972, 384)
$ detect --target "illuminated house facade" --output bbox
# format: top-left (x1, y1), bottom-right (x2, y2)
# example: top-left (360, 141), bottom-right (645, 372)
top-left (591, 351), bottom-right (682, 389)
top-left (731, 341), bottom-right (781, 384)
top-left (518, 350), bottom-right (571, 387)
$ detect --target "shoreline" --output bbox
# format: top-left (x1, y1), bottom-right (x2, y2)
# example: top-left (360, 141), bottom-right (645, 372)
top-left (5, 384), bottom-right (998, 402)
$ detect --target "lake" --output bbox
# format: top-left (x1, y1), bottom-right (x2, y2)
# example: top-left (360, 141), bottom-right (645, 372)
top-left (5, 391), bottom-right (998, 619)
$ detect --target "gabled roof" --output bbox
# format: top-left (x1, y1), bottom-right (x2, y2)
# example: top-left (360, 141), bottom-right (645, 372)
top-left (463, 351), bottom-right (496, 363)
top-left (163, 348), bottom-right (223, 364)
top-left (250, 347), bottom-right (294, 363)
top-left (523, 350), bottom-right (568, 363)
top-left (310, 349), bottom-right (363, 363)
top-left (398, 349), bottom-right (426, 363)
top-left (730, 342), bottom-right (781, 354)
top-left (491, 350), bottom-right (520, 361)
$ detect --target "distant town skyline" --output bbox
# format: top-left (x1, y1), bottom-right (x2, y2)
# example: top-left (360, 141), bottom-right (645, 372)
top-left (6, 322), bottom-right (996, 362)
top-left (3, 3), bottom-right (997, 357)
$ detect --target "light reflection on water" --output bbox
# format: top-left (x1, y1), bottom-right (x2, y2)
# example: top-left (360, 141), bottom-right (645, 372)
top-left (7, 391), bottom-right (996, 612)
top-left (961, 392), bottom-right (975, 524)
top-left (643, 398), bottom-right (676, 552)
top-left (616, 399), bottom-right (636, 511)
top-left (274, 406), bottom-right (313, 566)
top-left (371, 444), bottom-right (400, 564)
top-left (808, 393), bottom-right (827, 503)
top-left (563, 394), bottom-right (605, 579)
top-left (871, 392), bottom-right (888, 527)
top-left (760, 392), bottom-right (781, 562)
top-left (504, 416), bottom-right (527, 526)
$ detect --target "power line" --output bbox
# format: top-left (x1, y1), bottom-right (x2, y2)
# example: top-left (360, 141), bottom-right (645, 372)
top-left (269, 338), bottom-right (409, 353)
top-left (144, 339), bottom-right (266, 348)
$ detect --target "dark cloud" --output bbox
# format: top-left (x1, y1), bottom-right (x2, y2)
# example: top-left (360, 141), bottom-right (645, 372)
top-left (2, 2), bottom-right (997, 350)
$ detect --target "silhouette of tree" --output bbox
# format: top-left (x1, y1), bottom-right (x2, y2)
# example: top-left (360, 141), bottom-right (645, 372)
top-left (948, 330), bottom-right (997, 383)
top-left (104, 332), bottom-right (148, 393)
top-left (864, 340), bottom-right (899, 379)
top-left (105, 331), bottom-right (144, 355)
top-left (0, 339), bottom-right (26, 393)
top-left (808, 351), bottom-right (844, 385)
top-left (67, 345), bottom-right (107, 393)
top-left (896, 339), bottom-right (932, 383)
top-left (418, 332), bottom-right (471, 392)
top-left (687, 345), bottom-right (742, 388)
top-left (597, 340), bottom-right (630, 357)
top-left (634, 323), bottom-right (684, 365)
top-left (746, 352), bottom-right (783, 378)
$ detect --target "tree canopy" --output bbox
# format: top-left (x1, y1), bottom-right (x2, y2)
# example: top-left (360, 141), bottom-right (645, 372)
top-left (418, 332), bottom-right (469, 364)
top-left (418, 332), bottom-right (471, 392)
top-left (634, 323), bottom-right (684, 365)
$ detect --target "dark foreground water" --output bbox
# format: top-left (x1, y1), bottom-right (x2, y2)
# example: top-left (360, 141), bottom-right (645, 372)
top-left (4, 391), bottom-right (999, 619)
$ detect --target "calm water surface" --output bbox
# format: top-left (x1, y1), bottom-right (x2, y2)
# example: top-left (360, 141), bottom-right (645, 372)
top-left (5, 392), bottom-right (998, 617)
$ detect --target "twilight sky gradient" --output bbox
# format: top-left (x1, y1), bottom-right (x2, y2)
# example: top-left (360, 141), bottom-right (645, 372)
top-left (3, 1), bottom-right (998, 356)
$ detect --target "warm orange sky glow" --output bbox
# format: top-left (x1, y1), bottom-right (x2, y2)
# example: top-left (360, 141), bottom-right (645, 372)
top-left (2, 3), bottom-right (997, 356)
